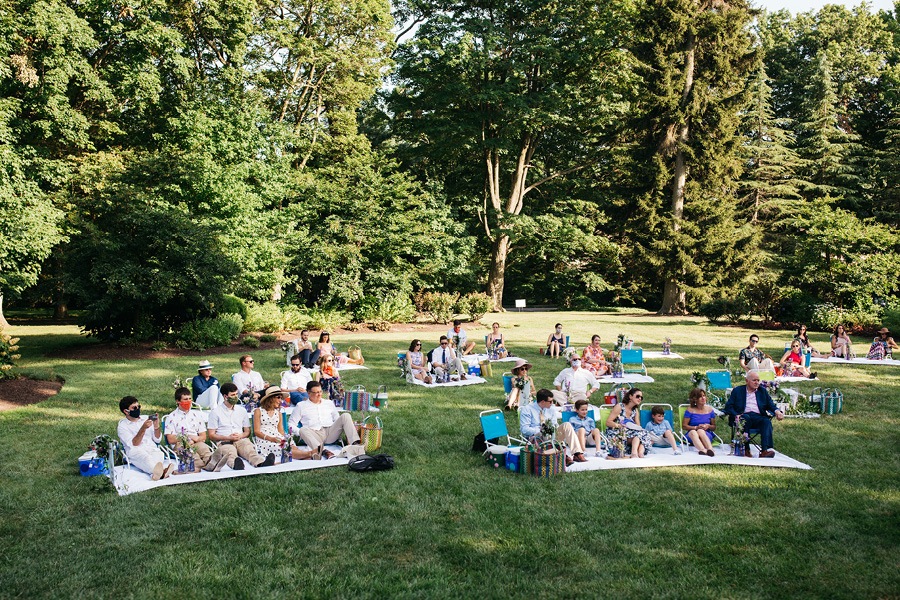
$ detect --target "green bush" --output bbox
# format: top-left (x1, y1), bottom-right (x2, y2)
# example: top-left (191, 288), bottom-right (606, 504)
top-left (456, 292), bottom-right (493, 321)
top-left (882, 300), bottom-right (900, 333)
top-left (810, 303), bottom-right (883, 331)
top-left (773, 288), bottom-right (819, 326)
top-left (697, 297), bottom-right (746, 324)
top-left (242, 336), bottom-right (260, 348)
top-left (421, 291), bottom-right (459, 324)
top-left (0, 328), bottom-right (21, 380)
top-left (174, 313), bottom-right (244, 350)
top-left (281, 304), bottom-right (308, 331)
top-left (218, 294), bottom-right (248, 319)
top-left (304, 307), bottom-right (351, 332)
top-left (356, 293), bottom-right (415, 324)
top-left (259, 334), bottom-right (277, 342)
top-left (243, 302), bottom-right (285, 333)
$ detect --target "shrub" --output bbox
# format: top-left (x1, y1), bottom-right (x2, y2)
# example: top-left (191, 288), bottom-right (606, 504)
top-left (456, 292), bottom-right (493, 321)
top-left (259, 334), bottom-right (277, 342)
top-left (697, 297), bottom-right (746, 324)
top-left (174, 313), bottom-right (244, 351)
top-left (356, 293), bottom-right (415, 324)
top-left (150, 340), bottom-right (168, 351)
top-left (773, 288), bottom-right (819, 326)
top-left (0, 328), bottom-right (21, 380)
top-left (304, 307), bottom-right (351, 332)
top-left (882, 300), bottom-right (900, 334)
top-left (281, 304), bottom-right (308, 331)
top-left (242, 336), bottom-right (260, 348)
top-left (243, 302), bottom-right (285, 333)
top-left (421, 291), bottom-right (459, 324)
top-left (217, 294), bottom-right (248, 319)
top-left (810, 303), bottom-right (882, 331)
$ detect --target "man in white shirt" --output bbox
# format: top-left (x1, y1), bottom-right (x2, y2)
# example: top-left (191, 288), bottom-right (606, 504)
top-left (165, 387), bottom-right (212, 471)
top-left (448, 319), bottom-right (476, 355)
top-left (552, 357), bottom-right (600, 405)
top-left (206, 382), bottom-right (275, 471)
top-left (431, 335), bottom-right (468, 381)
top-left (519, 389), bottom-right (586, 465)
top-left (281, 354), bottom-right (312, 405)
top-left (290, 380), bottom-right (360, 458)
top-left (117, 396), bottom-right (173, 480)
top-left (232, 354), bottom-right (268, 401)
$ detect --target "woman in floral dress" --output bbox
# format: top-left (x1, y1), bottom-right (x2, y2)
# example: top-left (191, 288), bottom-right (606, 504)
top-left (406, 339), bottom-right (432, 384)
top-left (253, 389), bottom-right (286, 458)
top-left (581, 335), bottom-right (609, 376)
top-left (604, 388), bottom-right (652, 458)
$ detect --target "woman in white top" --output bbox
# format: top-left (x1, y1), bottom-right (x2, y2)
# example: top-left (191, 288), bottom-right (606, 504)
top-left (406, 339), bottom-right (433, 384)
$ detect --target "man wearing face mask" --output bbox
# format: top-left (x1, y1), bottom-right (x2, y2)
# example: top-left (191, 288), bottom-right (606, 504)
top-left (165, 387), bottom-right (213, 472)
top-left (117, 395), bottom-right (173, 481)
top-left (552, 356), bottom-right (600, 405)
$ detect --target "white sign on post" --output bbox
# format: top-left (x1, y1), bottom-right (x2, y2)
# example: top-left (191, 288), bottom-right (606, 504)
top-left (515, 299), bottom-right (526, 311)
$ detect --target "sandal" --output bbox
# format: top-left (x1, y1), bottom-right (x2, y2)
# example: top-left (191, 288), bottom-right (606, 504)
top-left (322, 449), bottom-right (335, 460)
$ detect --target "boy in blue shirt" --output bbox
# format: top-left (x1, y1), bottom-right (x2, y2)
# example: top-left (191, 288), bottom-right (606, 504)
top-left (645, 405), bottom-right (681, 454)
top-left (568, 400), bottom-right (603, 457)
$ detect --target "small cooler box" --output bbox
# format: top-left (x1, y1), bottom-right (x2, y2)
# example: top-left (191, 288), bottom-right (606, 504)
top-left (78, 451), bottom-right (109, 476)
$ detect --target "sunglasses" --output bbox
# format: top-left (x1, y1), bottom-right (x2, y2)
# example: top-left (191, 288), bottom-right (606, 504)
top-left (246, 359), bottom-right (254, 363)
top-left (441, 342), bottom-right (449, 346)
top-left (128, 404), bottom-right (141, 410)
top-left (290, 363), bottom-right (301, 367)
top-left (325, 359), bottom-right (334, 363)
top-left (634, 395), bottom-right (643, 399)
top-left (750, 339), bottom-right (759, 343)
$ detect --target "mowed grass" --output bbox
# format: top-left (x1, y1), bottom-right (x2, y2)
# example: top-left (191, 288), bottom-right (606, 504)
top-left (1, 312), bottom-right (898, 599)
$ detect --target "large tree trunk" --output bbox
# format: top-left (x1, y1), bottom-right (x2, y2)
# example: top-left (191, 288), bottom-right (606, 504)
top-left (54, 300), bottom-right (68, 320)
top-left (0, 294), bottom-right (9, 329)
top-left (486, 234), bottom-right (509, 312)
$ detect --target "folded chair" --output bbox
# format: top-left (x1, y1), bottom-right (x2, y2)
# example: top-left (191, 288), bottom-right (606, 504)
top-left (620, 348), bottom-right (648, 376)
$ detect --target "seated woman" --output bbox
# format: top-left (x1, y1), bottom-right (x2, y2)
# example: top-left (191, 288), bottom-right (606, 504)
top-left (254, 388), bottom-right (317, 461)
top-left (406, 339), bottom-right (433, 384)
top-left (546, 323), bottom-right (565, 359)
top-left (738, 335), bottom-right (775, 372)
top-left (867, 327), bottom-right (899, 360)
top-left (795, 325), bottom-right (826, 358)
top-left (604, 388), bottom-right (652, 458)
top-left (581, 335), bottom-right (609, 376)
top-left (779, 340), bottom-right (815, 378)
top-left (683, 388), bottom-right (716, 456)
top-left (831, 324), bottom-right (854, 358)
top-left (316, 354), bottom-right (342, 402)
top-left (486, 322), bottom-right (508, 359)
top-left (317, 331), bottom-right (364, 367)
top-left (505, 359), bottom-right (534, 411)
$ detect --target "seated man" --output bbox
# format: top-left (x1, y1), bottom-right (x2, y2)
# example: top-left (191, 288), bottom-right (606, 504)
top-left (117, 396), bottom-right (172, 480)
top-left (724, 370), bottom-right (784, 458)
top-left (739, 335), bottom-right (775, 372)
top-left (191, 360), bottom-right (219, 401)
top-left (552, 357), bottom-right (599, 405)
top-left (166, 387), bottom-right (213, 472)
top-left (296, 329), bottom-right (320, 369)
top-left (205, 382), bottom-right (275, 471)
top-left (448, 319), bottom-right (476, 356)
top-left (430, 335), bottom-right (467, 381)
top-left (519, 388), bottom-right (587, 465)
top-left (290, 380), bottom-right (361, 458)
top-left (281, 354), bottom-right (312, 405)
top-left (232, 354), bottom-right (268, 402)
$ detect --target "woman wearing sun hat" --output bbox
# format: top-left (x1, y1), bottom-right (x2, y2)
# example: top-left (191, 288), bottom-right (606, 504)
top-left (866, 327), bottom-right (899, 360)
top-left (505, 358), bottom-right (534, 411)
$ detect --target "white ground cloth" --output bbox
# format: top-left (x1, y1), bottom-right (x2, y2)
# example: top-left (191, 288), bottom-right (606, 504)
top-left (642, 351), bottom-right (685, 359)
top-left (597, 374), bottom-right (655, 384)
top-left (409, 375), bottom-right (487, 387)
top-left (810, 356), bottom-right (900, 367)
top-left (564, 445), bottom-right (811, 472)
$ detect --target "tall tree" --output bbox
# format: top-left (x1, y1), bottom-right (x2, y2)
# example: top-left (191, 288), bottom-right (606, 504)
top-left (626, 0), bottom-right (756, 314)
top-left (390, 0), bottom-right (634, 309)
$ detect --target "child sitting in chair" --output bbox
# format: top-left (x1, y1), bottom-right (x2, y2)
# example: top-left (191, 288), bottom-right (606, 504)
top-left (645, 405), bottom-right (681, 455)
top-left (568, 400), bottom-right (603, 457)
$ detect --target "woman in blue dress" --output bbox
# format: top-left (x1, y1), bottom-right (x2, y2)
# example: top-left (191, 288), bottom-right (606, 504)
top-left (683, 388), bottom-right (716, 456)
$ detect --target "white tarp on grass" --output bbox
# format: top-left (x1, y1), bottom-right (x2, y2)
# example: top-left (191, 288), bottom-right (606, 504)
top-left (597, 374), bottom-right (655, 384)
top-left (564, 445), bottom-right (811, 472)
top-left (810, 356), bottom-right (900, 367)
top-left (642, 351), bottom-right (685, 359)
top-left (409, 375), bottom-right (487, 387)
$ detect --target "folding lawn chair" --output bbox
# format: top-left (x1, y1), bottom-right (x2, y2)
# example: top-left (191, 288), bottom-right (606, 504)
top-left (677, 404), bottom-right (725, 450)
top-left (705, 370), bottom-right (733, 407)
top-left (620, 348), bottom-right (647, 376)
top-left (561, 408), bottom-right (607, 450)
top-left (639, 403), bottom-right (684, 452)
top-left (479, 409), bottom-right (525, 456)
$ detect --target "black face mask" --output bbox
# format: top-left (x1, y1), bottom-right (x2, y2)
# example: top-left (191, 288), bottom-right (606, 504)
top-left (128, 407), bottom-right (141, 418)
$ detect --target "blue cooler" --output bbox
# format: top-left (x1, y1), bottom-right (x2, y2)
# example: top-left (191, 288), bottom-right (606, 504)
top-left (505, 447), bottom-right (521, 472)
top-left (78, 451), bottom-right (108, 477)
top-left (467, 364), bottom-right (481, 376)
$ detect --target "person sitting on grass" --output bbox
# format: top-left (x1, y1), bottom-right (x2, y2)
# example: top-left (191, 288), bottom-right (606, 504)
top-left (316, 354), bottom-right (343, 401)
top-left (568, 399), bottom-right (604, 457)
top-left (738, 335), bottom-right (775, 372)
top-left (431, 335), bottom-right (467, 381)
top-left (448, 319), bottom-right (476, 356)
top-left (406, 339), bottom-right (433, 384)
top-left (645, 404), bottom-right (681, 455)
top-left (318, 331), bottom-right (365, 367)
top-left (552, 356), bottom-right (599, 405)
top-left (604, 388), bottom-right (652, 458)
top-left (281, 354), bottom-right (312, 405)
top-left (289, 380), bottom-right (361, 459)
top-left (682, 388), bottom-right (717, 457)
top-left (165, 387), bottom-right (213, 472)
top-left (519, 388), bottom-right (587, 465)
top-left (546, 323), bottom-right (565, 358)
top-left (724, 370), bottom-right (784, 459)
top-left (191, 360), bottom-right (218, 401)
top-left (295, 329), bottom-right (320, 369)
top-left (779, 340), bottom-right (816, 379)
top-left (117, 396), bottom-right (172, 481)
top-left (830, 324), bottom-right (854, 359)
top-left (486, 322), bottom-right (508, 359)
top-left (205, 382), bottom-right (275, 471)
top-left (866, 327), bottom-right (899, 360)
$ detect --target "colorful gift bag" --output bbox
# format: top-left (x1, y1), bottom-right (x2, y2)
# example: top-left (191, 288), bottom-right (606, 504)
top-left (533, 440), bottom-right (565, 477)
top-left (356, 415), bottom-right (383, 452)
top-left (343, 385), bottom-right (371, 411)
top-left (821, 389), bottom-right (843, 415)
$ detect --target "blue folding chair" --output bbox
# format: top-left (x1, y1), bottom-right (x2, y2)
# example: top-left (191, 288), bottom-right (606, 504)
top-left (479, 409), bottom-right (524, 456)
top-left (561, 409), bottom-right (606, 449)
top-left (706, 370), bottom-right (732, 406)
top-left (620, 348), bottom-right (647, 376)
top-left (639, 403), bottom-right (683, 451)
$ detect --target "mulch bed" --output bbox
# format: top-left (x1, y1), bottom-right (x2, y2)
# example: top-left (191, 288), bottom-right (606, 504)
top-left (0, 377), bottom-right (63, 412)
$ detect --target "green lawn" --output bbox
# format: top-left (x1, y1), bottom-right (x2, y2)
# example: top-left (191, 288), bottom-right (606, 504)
top-left (1, 312), bottom-right (898, 598)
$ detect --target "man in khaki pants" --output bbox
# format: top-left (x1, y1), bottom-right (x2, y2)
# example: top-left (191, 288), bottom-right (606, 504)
top-left (292, 380), bottom-right (361, 458)
top-left (205, 382), bottom-right (275, 471)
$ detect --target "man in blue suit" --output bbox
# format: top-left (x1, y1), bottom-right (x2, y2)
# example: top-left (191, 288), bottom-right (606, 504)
top-left (725, 370), bottom-right (784, 458)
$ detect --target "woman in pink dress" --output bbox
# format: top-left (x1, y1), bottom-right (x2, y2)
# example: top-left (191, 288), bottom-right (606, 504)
top-left (581, 335), bottom-right (609, 376)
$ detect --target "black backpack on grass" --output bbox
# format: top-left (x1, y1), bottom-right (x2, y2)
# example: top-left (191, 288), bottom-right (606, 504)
top-left (348, 454), bottom-right (395, 472)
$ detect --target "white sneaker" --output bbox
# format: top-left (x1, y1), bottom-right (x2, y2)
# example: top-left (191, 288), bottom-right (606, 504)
top-left (674, 449), bottom-right (682, 455)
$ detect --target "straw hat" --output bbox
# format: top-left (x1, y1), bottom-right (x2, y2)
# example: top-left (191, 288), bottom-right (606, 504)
top-left (197, 360), bottom-right (213, 371)
top-left (260, 385), bottom-right (285, 404)
top-left (878, 327), bottom-right (890, 334)
top-left (512, 358), bottom-right (532, 371)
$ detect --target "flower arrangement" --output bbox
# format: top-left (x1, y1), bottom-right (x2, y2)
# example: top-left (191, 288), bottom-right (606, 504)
top-left (540, 418), bottom-right (557, 440)
top-left (731, 416), bottom-right (748, 456)
top-left (280, 341), bottom-right (295, 353)
top-left (690, 372), bottom-right (710, 389)
top-left (562, 346), bottom-right (578, 362)
top-left (514, 376), bottom-right (527, 391)
top-left (607, 416), bottom-right (627, 459)
top-left (662, 338), bottom-right (672, 355)
top-left (614, 333), bottom-right (627, 352)
top-left (280, 431), bottom-right (292, 464)
top-left (90, 434), bottom-right (123, 468)
top-left (0, 329), bottom-right (21, 380)
top-left (175, 428), bottom-right (195, 472)
top-left (172, 375), bottom-right (191, 390)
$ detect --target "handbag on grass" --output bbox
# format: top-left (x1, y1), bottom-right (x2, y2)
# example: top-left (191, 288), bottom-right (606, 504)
top-left (343, 385), bottom-right (371, 411)
top-left (533, 439), bottom-right (566, 477)
top-left (348, 345), bottom-right (363, 361)
top-left (356, 415), bottom-right (383, 453)
top-left (479, 359), bottom-right (493, 377)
